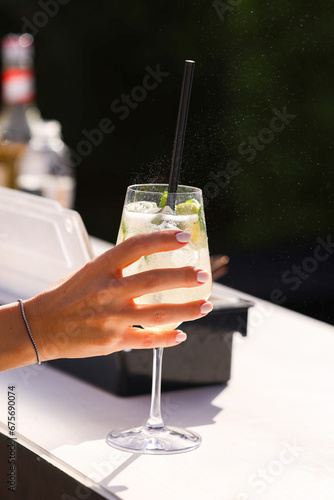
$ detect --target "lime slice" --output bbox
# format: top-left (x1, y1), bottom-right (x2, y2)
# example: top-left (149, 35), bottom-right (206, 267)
top-left (176, 199), bottom-right (200, 215)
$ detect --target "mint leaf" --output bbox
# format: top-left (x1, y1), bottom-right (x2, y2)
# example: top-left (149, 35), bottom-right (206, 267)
top-left (159, 190), bottom-right (168, 208)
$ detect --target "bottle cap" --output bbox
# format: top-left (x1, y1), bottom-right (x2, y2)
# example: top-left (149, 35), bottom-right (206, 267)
top-left (2, 34), bottom-right (34, 62)
top-left (1, 34), bottom-right (35, 104)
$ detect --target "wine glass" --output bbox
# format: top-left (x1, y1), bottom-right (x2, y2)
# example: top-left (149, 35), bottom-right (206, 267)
top-left (107, 184), bottom-right (212, 454)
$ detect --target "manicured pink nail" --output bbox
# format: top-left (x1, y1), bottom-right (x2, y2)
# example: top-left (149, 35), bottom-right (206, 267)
top-left (196, 270), bottom-right (210, 283)
top-left (175, 331), bottom-right (187, 343)
top-left (175, 232), bottom-right (191, 243)
top-left (200, 302), bottom-right (213, 315)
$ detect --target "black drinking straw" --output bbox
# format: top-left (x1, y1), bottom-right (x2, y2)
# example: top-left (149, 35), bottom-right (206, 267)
top-left (167, 60), bottom-right (195, 208)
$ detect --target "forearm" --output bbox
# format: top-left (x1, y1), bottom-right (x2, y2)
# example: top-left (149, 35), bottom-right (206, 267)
top-left (0, 302), bottom-right (39, 372)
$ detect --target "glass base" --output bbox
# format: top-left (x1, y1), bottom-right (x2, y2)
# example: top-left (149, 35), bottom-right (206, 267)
top-left (107, 425), bottom-right (201, 455)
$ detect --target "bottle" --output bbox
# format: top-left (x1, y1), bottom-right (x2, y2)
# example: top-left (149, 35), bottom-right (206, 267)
top-left (0, 33), bottom-right (39, 188)
top-left (16, 120), bottom-right (76, 209)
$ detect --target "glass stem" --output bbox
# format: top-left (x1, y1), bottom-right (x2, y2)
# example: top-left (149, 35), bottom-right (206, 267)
top-left (145, 347), bottom-right (165, 430)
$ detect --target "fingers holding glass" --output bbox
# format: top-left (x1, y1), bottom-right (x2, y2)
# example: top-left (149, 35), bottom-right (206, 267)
top-left (101, 231), bottom-right (192, 274)
top-left (120, 266), bottom-right (211, 299)
top-left (116, 326), bottom-right (188, 350)
top-left (127, 300), bottom-right (213, 326)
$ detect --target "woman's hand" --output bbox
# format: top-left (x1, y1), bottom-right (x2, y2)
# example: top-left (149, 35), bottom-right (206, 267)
top-left (22, 230), bottom-right (212, 363)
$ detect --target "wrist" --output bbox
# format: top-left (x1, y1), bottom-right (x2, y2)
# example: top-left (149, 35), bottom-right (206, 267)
top-left (17, 300), bottom-right (41, 365)
top-left (0, 302), bottom-right (38, 371)
top-left (24, 294), bottom-right (56, 363)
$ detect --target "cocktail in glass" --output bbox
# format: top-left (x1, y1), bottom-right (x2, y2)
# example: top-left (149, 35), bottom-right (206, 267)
top-left (107, 184), bottom-right (212, 454)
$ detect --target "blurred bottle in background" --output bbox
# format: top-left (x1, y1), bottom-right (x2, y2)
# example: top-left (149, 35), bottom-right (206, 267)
top-left (16, 119), bottom-right (76, 209)
top-left (0, 33), bottom-right (76, 208)
top-left (0, 33), bottom-right (40, 188)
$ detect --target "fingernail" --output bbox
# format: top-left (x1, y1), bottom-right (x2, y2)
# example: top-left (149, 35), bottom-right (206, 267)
top-left (175, 331), bottom-right (187, 343)
top-left (196, 269), bottom-right (210, 283)
top-left (200, 302), bottom-right (213, 315)
top-left (175, 231), bottom-right (191, 243)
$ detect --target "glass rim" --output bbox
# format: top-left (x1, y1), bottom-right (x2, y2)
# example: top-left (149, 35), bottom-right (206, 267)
top-left (127, 183), bottom-right (202, 195)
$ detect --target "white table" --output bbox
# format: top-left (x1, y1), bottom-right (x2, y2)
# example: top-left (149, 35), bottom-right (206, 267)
top-left (1, 238), bottom-right (333, 500)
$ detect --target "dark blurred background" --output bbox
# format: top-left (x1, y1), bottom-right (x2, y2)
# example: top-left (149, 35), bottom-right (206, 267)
top-left (0, 0), bottom-right (333, 325)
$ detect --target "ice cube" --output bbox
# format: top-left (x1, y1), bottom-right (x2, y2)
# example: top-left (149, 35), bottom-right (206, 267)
top-left (151, 205), bottom-right (176, 225)
top-left (159, 206), bottom-right (175, 216)
top-left (126, 201), bottom-right (159, 213)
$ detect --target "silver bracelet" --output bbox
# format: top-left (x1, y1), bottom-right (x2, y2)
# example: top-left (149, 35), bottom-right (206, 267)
top-left (18, 299), bottom-right (41, 365)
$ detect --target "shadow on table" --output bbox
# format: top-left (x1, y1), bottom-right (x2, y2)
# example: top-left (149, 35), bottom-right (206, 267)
top-left (3, 364), bottom-right (226, 451)
top-left (99, 454), bottom-right (139, 492)
top-left (159, 384), bottom-right (226, 428)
